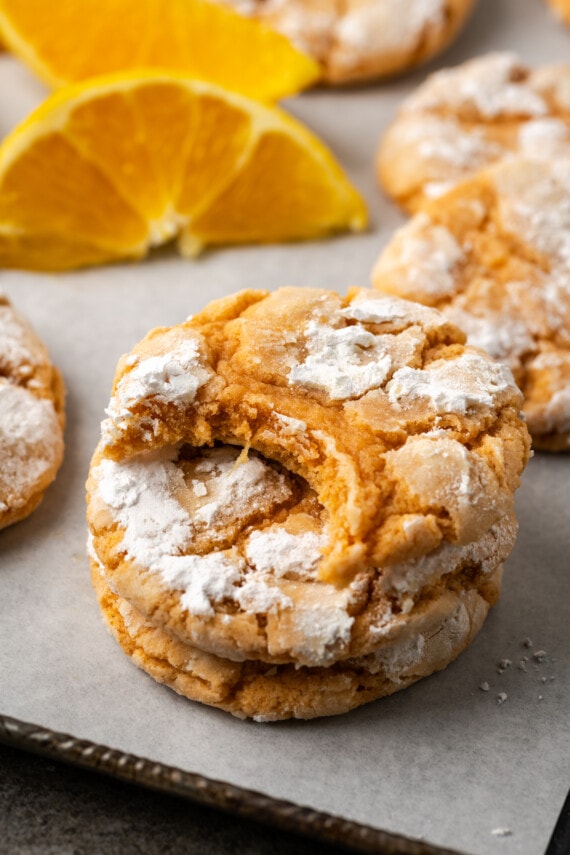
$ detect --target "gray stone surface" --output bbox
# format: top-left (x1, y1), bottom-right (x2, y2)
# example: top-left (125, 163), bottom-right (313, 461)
top-left (0, 743), bottom-right (352, 855)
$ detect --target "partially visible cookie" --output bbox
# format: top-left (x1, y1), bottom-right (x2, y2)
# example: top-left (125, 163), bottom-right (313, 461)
top-left (220, 0), bottom-right (477, 84)
top-left (377, 53), bottom-right (570, 211)
top-left (91, 559), bottom-right (501, 721)
top-left (372, 156), bottom-right (570, 450)
top-left (0, 292), bottom-right (65, 529)
top-left (547, 0), bottom-right (570, 26)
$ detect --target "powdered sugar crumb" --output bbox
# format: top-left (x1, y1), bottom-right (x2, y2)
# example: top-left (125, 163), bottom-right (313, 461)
top-left (491, 827), bottom-right (513, 838)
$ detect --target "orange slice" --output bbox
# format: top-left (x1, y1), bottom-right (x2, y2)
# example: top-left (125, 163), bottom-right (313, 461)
top-left (0, 71), bottom-right (367, 271)
top-left (0, 0), bottom-right (320, 101)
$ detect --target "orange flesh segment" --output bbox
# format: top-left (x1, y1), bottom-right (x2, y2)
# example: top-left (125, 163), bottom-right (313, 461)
top-left (0, 0), bottom-right (321, 101)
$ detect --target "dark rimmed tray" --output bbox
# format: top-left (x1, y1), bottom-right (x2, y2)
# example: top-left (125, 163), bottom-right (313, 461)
top-left (0, 714), bottom-right (461, 855)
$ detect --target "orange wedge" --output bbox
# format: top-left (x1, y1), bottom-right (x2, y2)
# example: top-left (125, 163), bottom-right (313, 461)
top-left (0, 71), bottom-right (367, 272)
top-left (0, 0), bottom-right (320, 101)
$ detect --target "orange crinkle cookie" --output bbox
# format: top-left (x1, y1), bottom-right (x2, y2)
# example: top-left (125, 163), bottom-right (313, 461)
top-left (377, 52), bottom-right (570, 211)
top-left (86, 287), bottom-right (529, 720)
top-left (0, 291), bottom-right (65, 529)
top-left (373, 157), bottom-right (570, 451)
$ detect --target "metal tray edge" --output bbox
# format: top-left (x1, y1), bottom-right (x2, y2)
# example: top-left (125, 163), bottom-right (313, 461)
top-left (0, 713), bottom-right (466, 855)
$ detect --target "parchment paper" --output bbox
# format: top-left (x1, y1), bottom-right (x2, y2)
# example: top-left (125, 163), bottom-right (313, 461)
top-left (1, 2), bottom-right (569, 853)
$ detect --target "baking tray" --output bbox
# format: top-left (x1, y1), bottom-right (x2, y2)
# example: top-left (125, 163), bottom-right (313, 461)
top-left (1, 2), bottom-right (569, 853)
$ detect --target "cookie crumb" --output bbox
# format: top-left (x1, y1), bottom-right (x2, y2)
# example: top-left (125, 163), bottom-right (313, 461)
top-left (497, 692), bottom-right (508, 705)
top-left (192, 479), bottom-right (208, 498)
top-left (491, 828), bottom-right (513, 837)
top-left (523, 637), bottom-right (533, 648)
top-left (480, 681), bottom-right (490, 692)
top-left (533, 650), bottom-right (547, 662)
top-left (518, 658), bottom-right (528, 672)
top-left (538, 695), bottom-right (544, 701)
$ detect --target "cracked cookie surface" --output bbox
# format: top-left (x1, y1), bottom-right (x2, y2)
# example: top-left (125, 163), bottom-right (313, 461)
top-left (0, 291), bottom-right (65, 529)
top-left (378, 53), bottom-right (570, 211)
top-left (373, 159), bottom-right (570, 450)
top-left (87, 439), bottom-right (518, 667)
top-left (95, 287), bottom-right (529, 585)
top-left (86, 287), bottom-right (529, 718)
top-left (91, 560), bottom-right (501, 721)
top-left (218, 0), bottom-right (476, 83)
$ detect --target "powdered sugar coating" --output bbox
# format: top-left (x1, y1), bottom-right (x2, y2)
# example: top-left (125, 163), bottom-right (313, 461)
top-left (416, 117), bottom-right (500, 169)
top-left (288, 319), bottom-right (392, 399)
top-left (102, 337), bottom-right (211, 446)
top-left (376, 213), bottom-right (464, 301)
top-left (442, 306), bottom-right (535, 369)
top-left (191, 448), bottom-right (291, 529)
top-left (382, 515), bottom-right (517, 595)
top-left (0, 382), bottom-right (63, 515)
top-left (342, 290), bottom-right (444, 329)
top-left (403, 53), bottom-right (547, 118)
top-left (373, 155), bottom-right (570, 447)
top-left (518, 118), bottom-right (570, 158)
top-left (378, 53), bottom-right (570, 211)
top-left (334, 0), bottom-right (445, 63)
top-left (387, 352), bottom-right (517, 415)
top-left (245, 527), bottom-right (324, 579)
top-left (494, 159), bottom-right (570, 265)
top-left (94, 448), bottom-right (293, 617)
top-left (91, 444), bottom-right (368, 665)
top-left (0, 297), bottom-right (47, 384)
top-left (0, 294), bottom-right (65, 528)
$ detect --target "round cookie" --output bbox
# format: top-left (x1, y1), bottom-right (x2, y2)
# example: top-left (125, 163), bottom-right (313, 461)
top-left (219, 0), bottom-right (477, 84)
top-left (372, 157), bottom-right (570, 450)
top-left (377, 52), bottom-right (570, 211)
top-left (91, 559), bottom-right (502, 721)
top-left (0, 291), bottom-right (65, 529)
top-left (87, 286), bottom-right (529, 720)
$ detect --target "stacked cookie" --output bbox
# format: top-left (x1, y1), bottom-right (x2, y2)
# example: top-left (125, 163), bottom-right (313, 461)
top-left (375, 53), bottom-right (570, 451)
top-left (87, 287), bottom-right (530, 720)
top-left (0, 292), bottom-right (65, 529)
